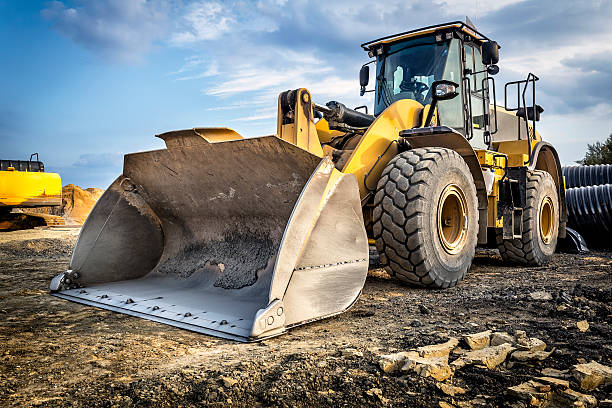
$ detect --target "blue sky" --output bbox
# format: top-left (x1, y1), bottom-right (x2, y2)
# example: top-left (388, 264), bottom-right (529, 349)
top-left (1, 0), bottom-right (611, 188)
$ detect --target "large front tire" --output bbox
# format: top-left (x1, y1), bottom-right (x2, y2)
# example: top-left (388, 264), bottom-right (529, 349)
top-left (496, 170), bottom-right (559, 265)
top-left (372, 147), bottom-right (479, 288)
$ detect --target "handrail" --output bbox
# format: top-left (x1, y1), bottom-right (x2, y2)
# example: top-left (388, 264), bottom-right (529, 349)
top-left (504, 73), bottom-right (540, 165)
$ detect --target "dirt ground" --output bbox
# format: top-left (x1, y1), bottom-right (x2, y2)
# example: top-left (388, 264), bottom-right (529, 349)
top-left (0, 227), bottom-right (610, 407)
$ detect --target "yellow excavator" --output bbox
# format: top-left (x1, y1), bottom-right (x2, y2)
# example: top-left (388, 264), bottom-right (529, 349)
top-left (51, 21), bottom-right (566, 341)
top-left (0, 153), bottom-right (63, 230)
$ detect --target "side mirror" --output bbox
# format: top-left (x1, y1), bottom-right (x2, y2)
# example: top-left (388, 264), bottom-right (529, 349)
top-left (432, 80), bottom-right (459, 101)
top-left (359, 65), bottom-right (369, 96)
top-left (487, 65), bottom-right (500, 75)
top-left (481, 41), bottom-right (499, 65)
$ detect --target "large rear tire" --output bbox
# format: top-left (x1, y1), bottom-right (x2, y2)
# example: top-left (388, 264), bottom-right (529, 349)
top-left (372, 147), bottom-right (479, 288)
top-left (496, 170), bottom-right (559, 265)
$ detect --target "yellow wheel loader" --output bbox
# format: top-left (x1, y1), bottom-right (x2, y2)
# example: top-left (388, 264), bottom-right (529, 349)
top-left (51, 21), bottom-right (567, 341)
top-left (0, 153), bottom-right (63, 230)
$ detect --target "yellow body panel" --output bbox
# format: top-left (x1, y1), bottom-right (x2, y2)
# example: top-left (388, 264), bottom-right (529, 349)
top-left (0, 170), bottom-right (62, 207)
top-left (341, 99), bottom-right (423, 200)
top-left (193, 127), bottom-right (243, 142)
top-left (314, 119), bottom-right (344, 144)
top-left (277, 89), bottom-right (324, 157)
top-left (476, 149), bottom-right (506, 168)
top-left (495, 140), bottom-right (533, 167)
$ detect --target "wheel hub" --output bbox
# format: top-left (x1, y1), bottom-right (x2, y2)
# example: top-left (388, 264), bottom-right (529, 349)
top-left (437, 184), bottom-right (469, 255)
top-left (539, 196), bottom-right (554, 244)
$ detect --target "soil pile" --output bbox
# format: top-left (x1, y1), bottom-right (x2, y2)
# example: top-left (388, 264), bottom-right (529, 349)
top-left (17, 184), bottom-right (103, 225)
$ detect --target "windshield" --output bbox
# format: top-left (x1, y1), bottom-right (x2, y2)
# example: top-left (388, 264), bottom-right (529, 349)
top-left (374, 37), bottom-right (450, 116)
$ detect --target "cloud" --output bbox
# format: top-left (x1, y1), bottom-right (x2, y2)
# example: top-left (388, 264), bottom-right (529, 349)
top-left (41, 0), bottom-right (168, 62)
top-left (169, 0), bottom-right (280, 46)
top-left (169, 2), bottom-right (233, 45)
top-left (73, 152), bottom-right (123, 168)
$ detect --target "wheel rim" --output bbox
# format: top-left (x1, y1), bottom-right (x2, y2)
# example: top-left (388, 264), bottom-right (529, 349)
top-left (437, 184), bottom-right (469, 254)
top-left (539, 196), bottom-right (554, 244)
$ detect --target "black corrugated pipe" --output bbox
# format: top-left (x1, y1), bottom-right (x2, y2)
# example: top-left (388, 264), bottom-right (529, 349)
top-left (565, 184), bottom-right (612, 247)
top-left (562, 164), bottom-right (612, 188)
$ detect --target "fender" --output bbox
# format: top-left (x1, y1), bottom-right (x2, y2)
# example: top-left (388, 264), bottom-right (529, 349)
top-left (530, 141), bottom-right (568, 238)
top-left (400, 126), bottom-right (489, 245)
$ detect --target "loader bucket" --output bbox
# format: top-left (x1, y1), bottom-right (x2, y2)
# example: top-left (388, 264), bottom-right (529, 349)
top-left (51, 130), bottom-right (368, 341)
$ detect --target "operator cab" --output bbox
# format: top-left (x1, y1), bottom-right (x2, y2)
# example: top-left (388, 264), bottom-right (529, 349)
top-left (361, 21), bottom-right (500, 150)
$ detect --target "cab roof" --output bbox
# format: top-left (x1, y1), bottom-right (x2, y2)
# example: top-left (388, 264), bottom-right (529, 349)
top-left (361, 21), bottom-right (491, 51)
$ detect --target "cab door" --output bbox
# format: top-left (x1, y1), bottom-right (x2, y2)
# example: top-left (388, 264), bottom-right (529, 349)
top-left (463, 43), bottom-right (489, 150)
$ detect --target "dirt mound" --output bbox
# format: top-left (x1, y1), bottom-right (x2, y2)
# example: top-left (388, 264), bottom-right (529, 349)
top-left (17, 184), bottom-right (104, 225)
top-left (58, 184), bottom-right (103, 224)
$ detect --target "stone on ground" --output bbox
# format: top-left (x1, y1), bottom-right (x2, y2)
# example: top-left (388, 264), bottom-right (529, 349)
top-left (378, 351), bottom-right (419, 374)
top-left (529, 291), bottom-right (553, 301)
top-left (571, 361), bottom-right (612, 391)
top-left (436, 382), bottom-right (467, 396)
top-left (507, 380), bottom-right (553, 405)
top-left (451, 343), bottom-right (515, 370)
top-left (401, 354), bottom-right (453, 382)
top-left (515, 336), bottom-right (546, 352)
top-left (463, 330), bottom-right (491, 350)
top-left (540, 367), bottom-right (569, 378)
top-left (417, 337), bottom-right (459, 358)
top-left (511, 349), bottom-right (554, 362)
top-left (221, 376), bottom-right (238, 387)
top-left (576, 320), bottom-right (590, 332)
top-left (490, 331), bottom-right (515, 347)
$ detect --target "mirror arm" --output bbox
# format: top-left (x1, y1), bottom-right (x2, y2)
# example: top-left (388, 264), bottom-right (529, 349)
top-left (424, 99), bottom-right (438, 128)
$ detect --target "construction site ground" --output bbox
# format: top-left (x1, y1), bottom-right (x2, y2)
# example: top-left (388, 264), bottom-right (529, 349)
top-left (0, 227), bottom-right (610, 407)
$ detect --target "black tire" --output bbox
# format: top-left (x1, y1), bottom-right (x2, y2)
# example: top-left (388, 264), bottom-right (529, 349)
top-left (496, 170), bottom-right (559, 265)
top-left (372, 147), bottom-right (479, 288)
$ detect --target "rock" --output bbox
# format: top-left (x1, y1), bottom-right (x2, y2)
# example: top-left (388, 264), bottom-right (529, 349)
top-left (419, 304), bottom-right (431, 314)
top-left (508, 378), bottom-right (597, 408)
top-left (451, 343), bottom-right (515, 370)
top-left (463, 330), bottom-right (491, 350)
top-left (436, 382), bottom-right (467, 396)
top-left (534, 376), bottom-right (570, 389)
top-left (341, 348), bottom-right (363, 357)
top-left (402, 355), bottom-right (453, 381)
top-left (410, 319), bottom-right (423, 327)
top-left (515, 337), bottom-right (547, 352)
top-left (507, 380), bottom-right (552, 405)
top-left (571, 361), bottom-right (612, 391)
top-left (221, 376), bottom-right (238, 387)
top-left (417, 338), bottom-right (459, 359)
top-left (490, 332), bottom-right (515, 346)
top-left (600, 400), bottom-right (612, 408)
top-left (366, 387), bottom-right (388, 404)
top-left (540, 367), bottom-right (569, 378)
top-left (529, 291), bottom-right (553, 301)
top-left (514, 330), bottom-right (528, 344)
top-left (576, 320), bottom-right (589, 332)
top-left (557, 388), bottom-right (597, 407)
top-left (511, 349), bottom-right (554, 362)
top-left (379, 351), bottom-right (418, 374)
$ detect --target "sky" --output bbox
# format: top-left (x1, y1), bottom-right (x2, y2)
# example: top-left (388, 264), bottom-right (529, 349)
top-left (1, 0), bottom-right (611, 188)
